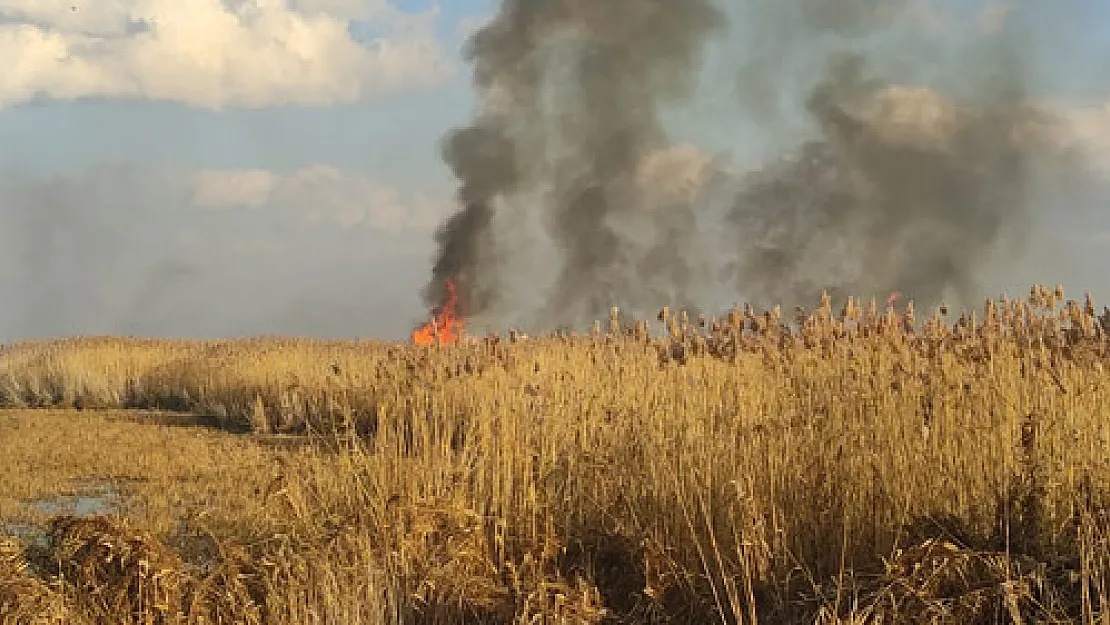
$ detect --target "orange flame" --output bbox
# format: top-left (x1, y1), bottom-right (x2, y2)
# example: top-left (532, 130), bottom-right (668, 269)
top-left (412, 279), bottom-right (464, 345)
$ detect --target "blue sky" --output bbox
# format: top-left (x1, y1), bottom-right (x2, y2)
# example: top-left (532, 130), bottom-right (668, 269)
top-left (0, 0), bottom-right (1108, 341)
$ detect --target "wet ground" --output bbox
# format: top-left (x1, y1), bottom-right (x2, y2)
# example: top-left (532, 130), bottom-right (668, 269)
top-left (1, 481), bottom-right (121, 548)
top-left (27, 483), bottom-right (121, 517)
top-left (0, 408), bottom-right (300, 547)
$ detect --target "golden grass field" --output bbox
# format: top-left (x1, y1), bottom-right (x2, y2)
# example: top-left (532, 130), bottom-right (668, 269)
top-left (2, 285), bottom-right (1110, 624)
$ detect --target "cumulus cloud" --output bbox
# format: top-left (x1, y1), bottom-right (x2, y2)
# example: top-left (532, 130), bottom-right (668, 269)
top-left (191, 169), bottom-right (275, 208)
top-left (1063, 103), bottom-right (1110, 174)
top-left (190, 164), bottom-right (452, 233)
top-left (0, 0), bottom-right (453, 109)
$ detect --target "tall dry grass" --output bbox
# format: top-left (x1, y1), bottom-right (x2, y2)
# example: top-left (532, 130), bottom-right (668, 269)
top-left (2, 285), bottom-right (1110, 623)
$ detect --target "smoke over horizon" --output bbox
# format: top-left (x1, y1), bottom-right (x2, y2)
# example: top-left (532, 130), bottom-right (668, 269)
top-left (426, 0), bottom-right (1110, 333)
top-left (0, 164), bottom-right (442, 342)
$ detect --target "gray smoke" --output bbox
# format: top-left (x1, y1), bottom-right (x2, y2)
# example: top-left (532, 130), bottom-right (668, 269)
top-left (718, 0), bottom-right (1083, 310)
top-left (427, 0), bottom-right (1106, 330)
top-left (727, 53), bottom-right (1062, 309)
top-left (426, 0), bottom-right (725, 327)
top-left (0, 167), bottom-right (433, 341)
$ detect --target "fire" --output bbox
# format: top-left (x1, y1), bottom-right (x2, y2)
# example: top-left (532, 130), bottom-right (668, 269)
top-left (412, 279), bottom-right (464, 345)
top-left (886, 291), bottom-right (902, 307)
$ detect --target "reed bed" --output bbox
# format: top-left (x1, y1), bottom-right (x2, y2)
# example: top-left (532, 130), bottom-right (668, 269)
top-left (1, 285), bottom-right (1109, 623)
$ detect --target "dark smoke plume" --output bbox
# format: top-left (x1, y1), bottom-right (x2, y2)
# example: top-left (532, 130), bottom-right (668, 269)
top-left (727, 52), bottom-right (1061, 309)
top-left (427, 0), bottom-right (1099, 331)
top-left (425, 0), bottom-right (724, 327)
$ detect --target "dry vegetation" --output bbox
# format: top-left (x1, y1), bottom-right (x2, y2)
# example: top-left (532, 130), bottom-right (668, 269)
top-left (2, 284), bottom-right (1110, 623)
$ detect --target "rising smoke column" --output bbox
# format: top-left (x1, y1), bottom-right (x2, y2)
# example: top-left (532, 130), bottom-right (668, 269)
top-left (717, 0), bottom-right (1085, 311)
top-left (426, 0), bottom-right (1096, 331)
top-left (425, 125), bottom-right (516, 316)
top-left (726, 49), bottom-right (1059, 310)
top-left (425, 0), bottom-right (724, 327)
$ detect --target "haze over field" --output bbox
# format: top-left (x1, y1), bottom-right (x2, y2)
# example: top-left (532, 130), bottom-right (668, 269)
top-left (1, 0), bottom-right (1110, 341)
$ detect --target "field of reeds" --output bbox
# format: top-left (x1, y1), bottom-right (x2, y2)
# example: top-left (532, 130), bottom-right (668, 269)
top-left (3, 284), bottom-right (1110, 624)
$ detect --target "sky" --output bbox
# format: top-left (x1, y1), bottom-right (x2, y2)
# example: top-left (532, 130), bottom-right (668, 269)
top-left (0, 0), bottom-right (1108, 341)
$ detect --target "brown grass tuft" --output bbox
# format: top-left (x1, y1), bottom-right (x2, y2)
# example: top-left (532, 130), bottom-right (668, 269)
top-left (0, 539), bottom-right (70, 625)
top-left (816, 537), bottom-right (1080, 624)
top-left (183, 544), bottom-right (270, 625)
top-left (48, 515), bottom-right (189, 624)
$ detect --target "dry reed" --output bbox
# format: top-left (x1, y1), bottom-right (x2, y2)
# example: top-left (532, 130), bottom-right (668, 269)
top-left (0, 285), bottom-right (1109, 623)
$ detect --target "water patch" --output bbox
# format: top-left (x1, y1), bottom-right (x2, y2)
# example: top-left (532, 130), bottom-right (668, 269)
top-left (1, 482), bottom-right (123, 550)
top-left (0, 520), bottom-right (38, 541)
top-left (27, 484), bottom-right (120, 518)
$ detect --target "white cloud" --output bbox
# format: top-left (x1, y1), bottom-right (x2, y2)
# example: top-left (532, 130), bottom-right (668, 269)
top-left (282, 164), bottom-right (407, 230)
top-left (191, 169), bottom-right (276, 208)
top-left (845, 86), bottom-right (1110, 177)
top-left (190, 164), bottom-right (453, 233)
top-left (0, 0), bottom-right (454, 109)
top-left (1062, 103), bottom-right (1110, 174)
